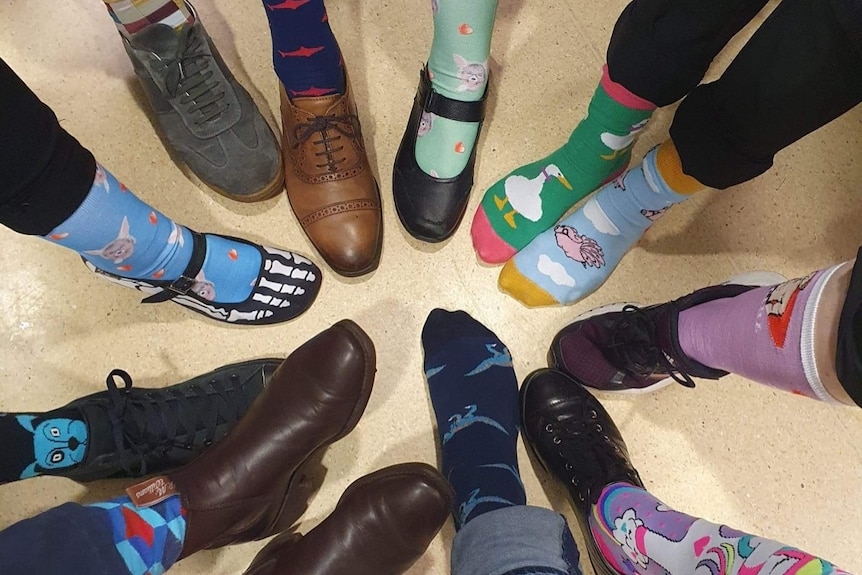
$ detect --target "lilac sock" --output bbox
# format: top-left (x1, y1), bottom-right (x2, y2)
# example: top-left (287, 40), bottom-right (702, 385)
top-left (589, 483), bottom-right (849, 575)
top-left (677, 269), bottom-right (843, 401)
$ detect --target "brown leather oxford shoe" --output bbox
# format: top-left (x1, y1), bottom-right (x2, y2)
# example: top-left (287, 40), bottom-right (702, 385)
top-left (280, 75), bottom-right (383, 277)
top-left (242, 462), bottom-right (453, 575)
top-left (169, 319), bottom-right (376, 558)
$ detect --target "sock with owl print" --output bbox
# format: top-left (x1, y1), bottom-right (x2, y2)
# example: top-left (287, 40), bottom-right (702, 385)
top-left (471, 66), bottom-right (656, 264)
top-left (413, 0), bottom-right (499, 179)
top-left (41, 163), bottom-right (261, 304)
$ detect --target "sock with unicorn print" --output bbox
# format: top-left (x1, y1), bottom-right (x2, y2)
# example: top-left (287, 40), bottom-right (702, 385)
top-left (422, 308), bottom-right (526, 529)
top-left (589, 482), bottom-right (850, 575)
top-left (471, 65), bottom-right (656, 264)
top-left (43, 163), bottom-right (261, 304)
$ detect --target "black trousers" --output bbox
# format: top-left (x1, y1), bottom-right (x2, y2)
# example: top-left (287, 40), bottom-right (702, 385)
top-left (607, 0), bottom-right (862, 189)
top-left (0, 57), bottom-right (96, 236)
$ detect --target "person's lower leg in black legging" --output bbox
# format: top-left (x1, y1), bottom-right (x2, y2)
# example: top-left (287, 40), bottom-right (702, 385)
top-left (0, 58), bottom-right (320, 325)
top-left (670, 0), bottom-right (862, 189)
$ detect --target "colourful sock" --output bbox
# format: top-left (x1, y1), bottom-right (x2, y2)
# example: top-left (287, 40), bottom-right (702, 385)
top-left (0, 409), bottom-right (88, 483)
top-left (589, 482), bottom-right (849, 575)
top-left (499, 143), bottom-right (695, 307)
top-left (262, 0), bottom-right (344, 98)
top-left (414, 0), bottom-right (499, 178)
top-left (678, 265), bottom-right (848, 401)
top-left (88, 491), bottom-right (186, 575)
top-left (422, 309), bottom-right (526, 529)
top-left (44, 164), bottom-right (260, 304)
top-left (104, 0), bottom-right (193, 36)
top-left (471, 66), bottom-right (655, 264)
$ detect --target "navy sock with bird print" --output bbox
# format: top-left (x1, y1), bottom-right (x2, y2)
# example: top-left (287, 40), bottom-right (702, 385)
top-left (422, 308), bottom-right (526, 529)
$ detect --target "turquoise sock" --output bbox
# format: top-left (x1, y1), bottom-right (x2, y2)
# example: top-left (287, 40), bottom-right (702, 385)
top-left (500, 146), bottom-right (689, 306)
top-left (415, 0), bottom-right (498, 178)
top-left (44, 164), bottom-right (260, 304)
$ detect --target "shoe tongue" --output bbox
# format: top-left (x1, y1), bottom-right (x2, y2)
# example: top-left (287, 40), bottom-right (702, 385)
top-left (291, 92), bottom-right (344, 117)
top-left (76, 404), bottom-right (117, 466)
top-left (129, 24), bottom-right (182, 59)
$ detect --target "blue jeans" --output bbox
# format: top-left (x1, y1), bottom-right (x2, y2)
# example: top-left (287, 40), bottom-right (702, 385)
top-left (451, 505), bottom-right (583, 575)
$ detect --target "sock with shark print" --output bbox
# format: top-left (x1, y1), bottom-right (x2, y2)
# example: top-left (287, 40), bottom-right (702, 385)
top-left (261, 0), bottom-right (344, 98)
top-left (589, 482), bottom-right (850, 575)
top-left (422, 308), bottom-right (526, 529)
top-left (0, 409), bottom-right (88, 483)
top-left (42, 163), bottom-right (261, 304)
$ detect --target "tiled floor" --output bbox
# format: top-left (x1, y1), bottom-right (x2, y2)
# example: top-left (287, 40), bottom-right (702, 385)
top-left (1, 0), bottom-right (861, 573)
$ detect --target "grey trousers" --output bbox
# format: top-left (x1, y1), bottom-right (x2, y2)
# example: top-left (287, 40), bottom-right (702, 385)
top-left (451, 506), bottom-right (583, 575)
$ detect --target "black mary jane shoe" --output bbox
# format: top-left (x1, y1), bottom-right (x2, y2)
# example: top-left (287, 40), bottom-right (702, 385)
top-left (393, 67), bottom-right (488, 243)
top-left (84, 230), bottom-right (321, 326)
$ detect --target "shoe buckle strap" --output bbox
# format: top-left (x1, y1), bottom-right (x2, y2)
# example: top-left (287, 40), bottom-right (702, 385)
top-left (418, 67), bottom-right (487, 123)
top-left (141, 231), bottom-right (207, 304)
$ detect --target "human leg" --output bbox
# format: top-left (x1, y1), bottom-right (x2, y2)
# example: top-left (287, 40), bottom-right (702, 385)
top-left (548, 252), bottom-right (862, 406)
top-left (0, 58), bottom-right (321, 325)
top-left (0, 359), bottom-right (280, 484)
top-left (470, 0), bottom-right (769, 263)
top-left (521, 368), bottom-right (851, 575)
top-left (422, 309), bottom-right (526, 528)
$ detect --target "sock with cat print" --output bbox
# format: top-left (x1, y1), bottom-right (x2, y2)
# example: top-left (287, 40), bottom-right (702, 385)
top-left (0, 409), bottom-right (88, 483)
top-left (262, 0), bottom-right (345, 98)
top-left (414, 0), bottom-right (499, 178)
top-left (422, 309), bottom-right (526, 529)
top-left (589, 482), bottom-right (850, 575)
top-left (43, 164), bottom-right (260, 304)
top-left (499, 141), bottom-right (698, 307)
top-left (471, 66), bottom-right (656, 264)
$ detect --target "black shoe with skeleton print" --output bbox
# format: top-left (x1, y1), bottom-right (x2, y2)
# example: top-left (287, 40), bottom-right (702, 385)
top-left (84, 232), bottom-right (321, 325)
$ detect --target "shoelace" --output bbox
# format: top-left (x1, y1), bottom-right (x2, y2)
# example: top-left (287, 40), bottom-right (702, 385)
top-left (291, 114), bottom-right (360, 171)
top-left (163, 26), bottom-right (228, 125)
top-left (104, 368), bottom-right (250, 475)
top-left (544, 411), bottom-right (638, 504)
top-left (606, 304), bottom-right (697, 388)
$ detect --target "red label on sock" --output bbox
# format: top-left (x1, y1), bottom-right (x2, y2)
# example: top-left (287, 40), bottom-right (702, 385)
top-left (126, 476), bottom-right (179, 508)
top-left (764, 273), bottom-right (816, 348)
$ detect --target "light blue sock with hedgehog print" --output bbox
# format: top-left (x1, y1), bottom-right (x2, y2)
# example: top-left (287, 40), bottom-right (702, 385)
top-left (42, 163), bottom-right (261, 304)
top-left (421, 308), bottom-right (526, 529)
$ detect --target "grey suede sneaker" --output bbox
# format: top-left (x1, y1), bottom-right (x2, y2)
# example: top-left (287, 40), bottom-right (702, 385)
top-left (121, 6), bottom-right (283, 202)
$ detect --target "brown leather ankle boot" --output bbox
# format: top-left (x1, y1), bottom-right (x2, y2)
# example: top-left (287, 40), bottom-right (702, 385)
top-left (280, 74), bottom-right (383, 278)
top-left (242, 463), bottom-right (453, 575)
top-left (168, 319), bottom-right (376, 558)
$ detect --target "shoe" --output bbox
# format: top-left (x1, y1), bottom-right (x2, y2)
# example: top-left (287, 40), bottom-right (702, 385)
top-left (836, 246), bottom-right (862, 407)
top-left (166, 320), bottom-right (375, 558)
top-left (85, 231), bottom-right (321, 326)
top-left (122, 4), bottom-right (283, 202)
top-left (520, 368), bottom-right (642, 575)
top-left (54, 359), bottom-right (281, 482)
top-left (547, 274), bottom-right (786, 393)
top-left (280, 73), bottom-right (383, 277)
top-left (392, 68), bottom-right (487, 243)
top-left (242, 463), bottom-right (452, 575)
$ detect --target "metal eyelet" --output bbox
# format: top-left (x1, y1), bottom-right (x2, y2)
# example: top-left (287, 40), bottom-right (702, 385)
top-left (545, 424), bottom-right (555, 432)
top-left (553, 437), bottom-right (561, 444)
top-left (595, 424), bottom-right (603, 432)
top-left (589, 410), bottom-right (598, 419)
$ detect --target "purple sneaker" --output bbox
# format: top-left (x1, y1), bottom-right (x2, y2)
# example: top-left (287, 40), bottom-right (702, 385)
top-left (548, 273), bottom-right (786, 394)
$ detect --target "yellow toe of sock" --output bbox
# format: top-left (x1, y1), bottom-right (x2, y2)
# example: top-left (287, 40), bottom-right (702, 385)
top-left (499, 261), bottom-right (558, 307)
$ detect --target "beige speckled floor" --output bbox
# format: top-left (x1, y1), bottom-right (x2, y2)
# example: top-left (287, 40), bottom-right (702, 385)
top-left (1, 0), bottom-right (861, 573)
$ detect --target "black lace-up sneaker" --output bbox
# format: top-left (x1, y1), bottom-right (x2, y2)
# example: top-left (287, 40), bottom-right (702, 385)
top-left (547, 273), bottom-right (786, 394)
top-left (122, 3), bottom-right (283, 202)
top-left (59, 358), bottom-right (281, 482)
top-left (520, 368), bottom-right (642, 575)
